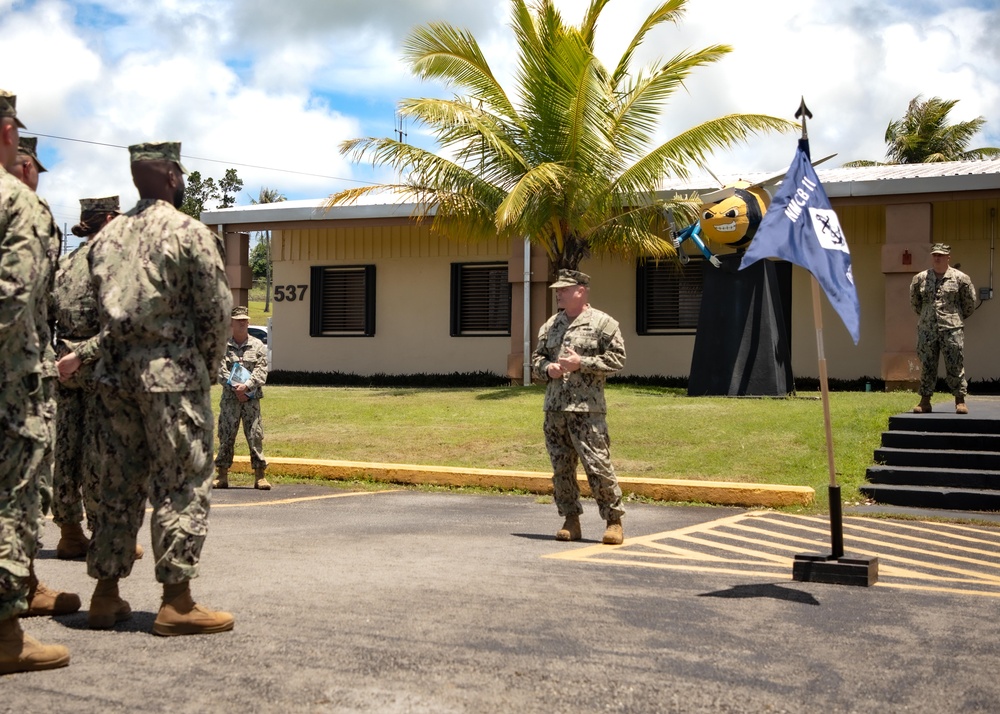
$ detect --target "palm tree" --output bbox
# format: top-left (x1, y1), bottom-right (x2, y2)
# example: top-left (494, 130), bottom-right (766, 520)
top-left (845, 95), bottom-right (1000, 167)
top-left (251, 187), bottom-right (286, 313)
top-left (326, 0), bottom-right (793, 271)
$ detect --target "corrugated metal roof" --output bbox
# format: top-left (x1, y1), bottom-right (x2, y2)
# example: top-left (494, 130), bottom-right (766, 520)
top-left (658, 159), bottom-right (1000, 198)
top-left (203, 160), bottom-right (1000, 225)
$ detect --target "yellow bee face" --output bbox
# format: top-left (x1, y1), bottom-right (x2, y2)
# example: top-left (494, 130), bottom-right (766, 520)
top-left (699, 181), bottom-right (771, 251)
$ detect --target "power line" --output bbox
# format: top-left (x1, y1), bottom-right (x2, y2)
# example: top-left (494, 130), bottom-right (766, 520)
top-left (25, 132), bottom-right (375, 185)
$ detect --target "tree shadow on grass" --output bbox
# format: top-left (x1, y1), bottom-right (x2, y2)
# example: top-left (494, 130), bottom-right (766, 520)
top-left (476, 386), bottom-right (542, 401)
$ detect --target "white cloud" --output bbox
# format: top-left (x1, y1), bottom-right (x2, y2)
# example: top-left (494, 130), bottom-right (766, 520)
top-left (2, 0), bottom-right (999, 243)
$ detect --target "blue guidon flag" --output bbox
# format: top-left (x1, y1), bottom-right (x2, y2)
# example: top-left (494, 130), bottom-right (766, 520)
top-left (740, 140), bottom-right (861, 344)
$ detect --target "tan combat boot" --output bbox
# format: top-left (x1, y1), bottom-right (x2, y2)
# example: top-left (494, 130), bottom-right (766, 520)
top-left (956, 396), bottom-right (969, 415)
top-left (213, 466), bottom-right (229, 489)
top-left (0, 617), bottom-right (70, 675)
top-left (602, 517), bottom-right (624, 545)
top-left (253, 466), bottom-right (271, 491)
top-left (56, 522), bottom-right (89, 560)
top-left (912, 396), bottom-right (933, 414)
top-left (555, 513), bottom-right (582, 541)
top-left (153, 581), bottom-right (234, 637)
top-left (25, 564), bottom-right (81, 617)
top-left (87, 578), bottom-right (132, 630)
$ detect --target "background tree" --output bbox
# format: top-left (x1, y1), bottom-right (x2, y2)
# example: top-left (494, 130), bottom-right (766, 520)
top-left (250, 187), bottom-right (286, 313)
top-left (326, 0), bottom-right (793, 271)
top-left (250, 239), bottom-right (269, 279)
top-left (180, 168), bottom-right (245, 219)
top-left (845, 95), bottom-right (1000, 167)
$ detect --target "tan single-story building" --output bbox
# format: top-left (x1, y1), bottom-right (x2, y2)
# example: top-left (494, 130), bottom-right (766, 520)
top-left (202, 159), bottom-right (1000, 387)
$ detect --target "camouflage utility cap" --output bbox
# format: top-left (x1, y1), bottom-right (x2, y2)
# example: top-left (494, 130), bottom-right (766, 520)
top-left (128, 141), bottom-right (188, 174)
top-left (549, 269), bottom-right (591, 289)
top-left (18, 136), bottom-right (47, 172)
top-left (80, 195), bottom-right (120, 213)
top-left (0, 89), bottom-right (25, 128)
top-left (930, 243), bottom-right (951, 255)
top-left (231, 306), bottom-right (251, 320)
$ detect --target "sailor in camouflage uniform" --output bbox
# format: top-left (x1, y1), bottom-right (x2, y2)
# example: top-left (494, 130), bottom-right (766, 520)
top-left (910, 243), bottom-right (977, 415)
top-left (0, 89), bottom-right (70, 674)
top-left (51, 196), bottom-right (121, 561)
top-left (12, 135), bottom-right (45, 192)
top-left (214, 305), bottom-right (270, 490)
top-left (10, 134), bottom-right (83, 620)
top-left (85, 141), bottom-right (235, 636)
top-left (531, 269), bottom-right (627, 545)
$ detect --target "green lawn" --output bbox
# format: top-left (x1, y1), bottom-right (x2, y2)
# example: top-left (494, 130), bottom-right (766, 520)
top-left (247, 300), bottom-right (270, 325)
top-left (213, 384), bottom-right (920, 511)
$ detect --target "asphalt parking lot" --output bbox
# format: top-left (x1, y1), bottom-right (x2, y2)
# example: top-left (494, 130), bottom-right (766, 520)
top-left (7, 482), bottom-right (1000, 713)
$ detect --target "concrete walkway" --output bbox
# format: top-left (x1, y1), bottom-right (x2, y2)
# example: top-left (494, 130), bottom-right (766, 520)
top-left (229, 455), bottom-right (814, 508)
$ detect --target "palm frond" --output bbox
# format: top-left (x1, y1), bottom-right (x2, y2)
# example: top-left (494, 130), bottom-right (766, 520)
top-left (397, 97), bottom-right (528, 173)
top-left (403, 22), bottom-right (520, 125)
top-left (610, 0), bottom-right (686, 87)
top-left (610, 44), bottom-right (733, 158)
top-left (579, 0), bottom-right (614, 48)
top-left (613, 113), bottom-right (796, 194)
top-left (840, 160), bottom-right (886, 168)
top-left (495, 162), bottom-right (568, 232)
top-left (883, 96), bottom-right (998, 164)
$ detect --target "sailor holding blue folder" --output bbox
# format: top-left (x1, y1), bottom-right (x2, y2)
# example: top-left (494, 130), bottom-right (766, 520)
top-left (214, 306), bottom-right (270, 490)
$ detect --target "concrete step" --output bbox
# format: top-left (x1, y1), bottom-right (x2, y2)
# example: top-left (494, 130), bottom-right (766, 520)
top-left (881, 430), bottom-right (1000, 452)
top-left (859, 483), bottom-right (1000, 511)
top-left (873, 447), bottom-right (1000, 471)
top-left (888, 412), bottom-right (1000, 435)
top-left (866, 464), bottom-right (1000, 491)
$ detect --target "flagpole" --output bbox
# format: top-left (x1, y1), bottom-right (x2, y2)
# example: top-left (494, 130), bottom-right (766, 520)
top-left (811, 276), bottom-right (844, 559)
top-left (797, 97), bottom-right (845, 560)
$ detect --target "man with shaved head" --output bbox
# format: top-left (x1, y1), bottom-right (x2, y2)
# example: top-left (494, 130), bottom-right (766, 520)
top-left (0, 90), bottom-right (70, 674)
top-left (81, 141), bottom-right (234, 636)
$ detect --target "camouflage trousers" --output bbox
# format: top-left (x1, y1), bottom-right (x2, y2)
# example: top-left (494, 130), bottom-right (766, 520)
top-left (0, 375), bottom-right (48, 621)
top-left (89, 385), bottom-right (215, 584)
top-left (52, 382), bottom-right (91, 529)
top-left (917, 327), bottom-right (967, 397)
top-left (33, 377), bottom-right (57, 545)
top-left (544, 411), bottom-right (624, 521)
top-left (215, 393), bottom-right (267, 470)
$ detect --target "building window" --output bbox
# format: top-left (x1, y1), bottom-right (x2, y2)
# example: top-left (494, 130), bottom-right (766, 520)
top-left (636, 258), bottom-right (703, 334)
top-left (450, 262), bottom-right (511, 337)
top-left (310, 265), bottom-right (376, 337)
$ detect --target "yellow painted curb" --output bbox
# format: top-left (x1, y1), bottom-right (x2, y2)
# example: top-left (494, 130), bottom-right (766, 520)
top-left (230, 456), bottom-right (813, 508)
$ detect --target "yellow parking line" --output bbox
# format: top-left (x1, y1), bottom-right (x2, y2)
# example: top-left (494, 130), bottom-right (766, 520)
top-left (732, 519), bottom-right (1000, 583)
top-left (211, 490), bottom-right (402, 508)
top-left (760, 513), bottom-right (1000, 558)
top-left (670, 532), bottom-right (794, 565)
top-left (876, 581), bottom-right (1000, 598)
top-left (546, 511), bottom-right (1000, 597)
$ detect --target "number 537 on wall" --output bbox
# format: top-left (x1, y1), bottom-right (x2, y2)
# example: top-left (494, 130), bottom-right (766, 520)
top-left (273, 285), bottom-right (308, 302)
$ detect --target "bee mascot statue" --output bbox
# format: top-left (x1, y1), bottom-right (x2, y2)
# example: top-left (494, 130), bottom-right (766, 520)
top-left (673, 178), bottom-right (793, 397)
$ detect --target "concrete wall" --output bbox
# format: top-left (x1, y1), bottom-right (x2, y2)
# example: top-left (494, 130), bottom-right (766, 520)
top-left (260, 195), bottom-right (1000, 382)
top-left (269, 224), bottom-right (511, 374)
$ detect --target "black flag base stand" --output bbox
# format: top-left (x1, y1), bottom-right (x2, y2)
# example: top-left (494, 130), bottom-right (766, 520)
top-left (792, 486), bottom-right (879, 586)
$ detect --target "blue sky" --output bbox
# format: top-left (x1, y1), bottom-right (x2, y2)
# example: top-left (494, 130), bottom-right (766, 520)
top-left (2, 0), bottom-right (998, 249)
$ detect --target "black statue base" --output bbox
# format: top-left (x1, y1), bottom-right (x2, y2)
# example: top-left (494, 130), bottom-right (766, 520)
top-left (792, 554), bottom-right (879, 587)
top-left (687, 253), bottom-right (793, 396)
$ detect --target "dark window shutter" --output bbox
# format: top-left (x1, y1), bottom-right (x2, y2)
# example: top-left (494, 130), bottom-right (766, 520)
top-left (310, 265), bottom-right (376, 337)
top-left (636, 259), bottom-right (704, 334)
top-left (450, 263), bottom-right (511, 336)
